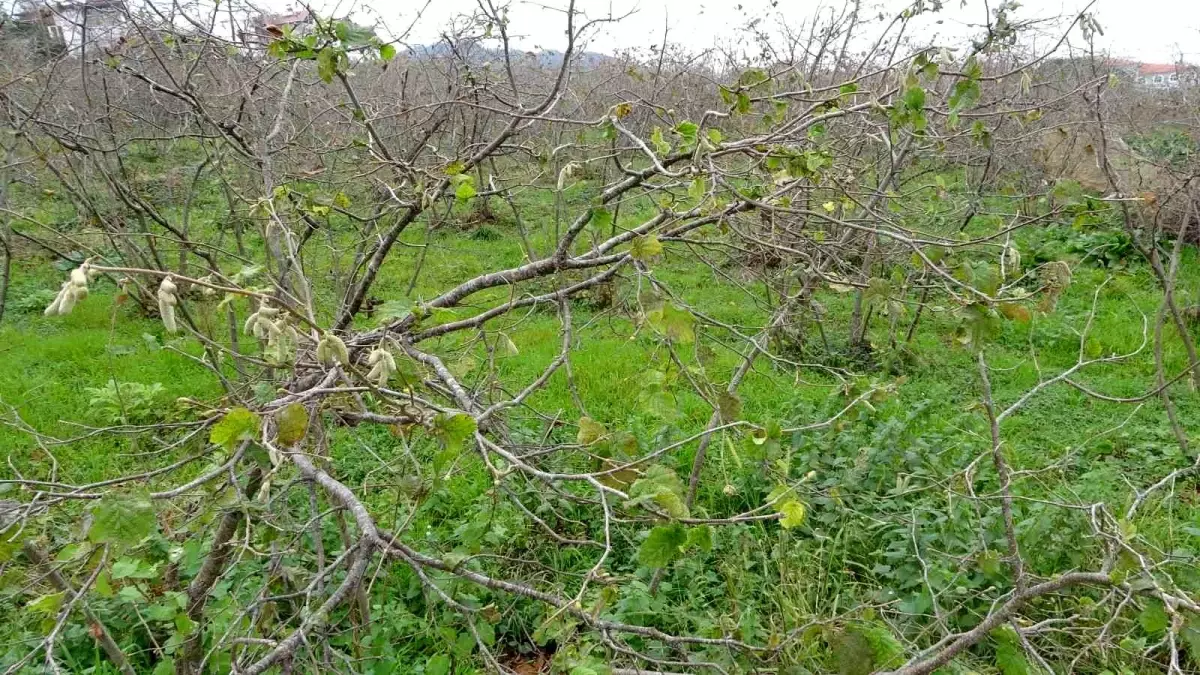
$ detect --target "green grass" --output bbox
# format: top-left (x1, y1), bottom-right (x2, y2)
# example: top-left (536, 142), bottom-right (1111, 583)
top-left (2, 168), bottom-right (1199, 673)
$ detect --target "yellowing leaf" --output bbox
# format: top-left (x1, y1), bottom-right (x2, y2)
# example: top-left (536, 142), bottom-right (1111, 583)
top-left (630, 234), bottom-right (663, 261)
top-left (822, 201), bottom-right (837, 212)
top-left (433, 412), bottom-right (477, 454)
top-left (998, 302), bottom-right (1031, 323)
top-left (650, 127), bottom-right (671, 155)
top-left (495, 332), bottom-right (519, 357)
top-left (717, 391), bottom-right (742, 422)
top-left (275, 403), bottom-right (309, 447)
top-left (779, 500), bottom-right (807, 529)
top-left (646, 303), bottom-right (695, 343)
top-left (627, 465), bottom-right (688, 518)
top-left (453, 175), bottom-right (476, 201)
top-left (576, 417), bottom-right (608, 446)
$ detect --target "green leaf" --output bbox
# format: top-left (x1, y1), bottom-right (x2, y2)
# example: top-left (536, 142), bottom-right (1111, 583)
top-left (89, 492), bottom-right (158, 548)
top-left (685, 524), bottom-right (713, 552)
top-left (1183, 617), bottom-right (1200, 664)
top-left (374, 299), bottom-right (413, 325)
top-left (379, 43), bottom-right (396, 61)
top-left (94, 570), bottom-right (113, 597)
top-left (903, 86), bottom-right (925, 112)
top-left (707, 128), bottom-right (723, 145)
top-left (646, 303), bottom-right (695, 343)
top-left (25, 592), bottom-right (65, 615)
top-left (433, 412), bottom-right (477, 455)
top-left (1139, 599), bottom-right (1170, 635)
top-left (112, 558), bottom-right (144, 579)
top-left (978, 549), bottom-right (1003, 578)
top-left (588, 207), bottom-right (613, 232)
top-left (145, 602), bottom-right (176, 622)
top-left (600, 118), bottom-right (617, 140)
top-left (630, 234), bottom-right (663, 261)
top-left (0, 523), bottom-right (25, 563)
top-left (637, 523), bottom-right (688, 567)
top-left (476, 620), bottom-right (496, 646)
top-left (778, 500), bottom-right (807, 529)
top-left (275, 403), bottom-right (308, 447)
top-left (675, 120), bottom-right (699, 148)
top-left (862, 277), bottom-right (892, 306)
top-left (336, 23), bottom-right (377, 46)
top-left (453, 631), bottom-right (475, 658)
top-left (317, 46), bottom-right (337, 83)
top-left (425, 653), bottom-right (451, 675)
top-left (651, 491), bottom-right (688, 519)
top-left (576, 417), bottom-right (608, 446)
top-left (118, 585), bottom-right (146, 603)
top-left (955, 303), bottom-right (1001, 350)
top-left (210, 408), bottom-right (260, 450)
top-left (949, 78), bottom-right (981, 113)
top-left (688, 176), bottom-right (706, 202)
top-left (854, 621), bottom-right (907, 670)
top-left (175, 613), bottom-right (196, 636)
top-left (992, 625), bottom-right (1031, 675)
top-left (628, 465), bottom-right (688, 518)
top-left (650, 127), bottom-right (670, 155)
top-left (453, 174), bottom-right (476, 202)
top-left (735, 91), bottom-right (751, 115)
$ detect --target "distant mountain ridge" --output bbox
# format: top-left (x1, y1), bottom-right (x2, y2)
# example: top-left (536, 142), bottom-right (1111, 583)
top-left (405, 42), bottom-right (613, 69)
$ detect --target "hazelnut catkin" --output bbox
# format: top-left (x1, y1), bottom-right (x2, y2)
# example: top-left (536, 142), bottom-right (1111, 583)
top-left (316, 333), bottom-right (349, 366)
top-left (158, 276), bottom-right (179, 333)
top-left (45, 262), bottom-right (92, 316)
top-left (365, 347), bottom-right (397, 387)
top-left (243, 302), bottom-right (280, 339)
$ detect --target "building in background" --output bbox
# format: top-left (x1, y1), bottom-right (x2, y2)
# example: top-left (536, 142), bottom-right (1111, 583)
top-left (240, 9), bottom-right (312, 50)
top-left (1135, 63), bottom-right (1198, 88)
top-left (11, 0), bottom-right (127, 53)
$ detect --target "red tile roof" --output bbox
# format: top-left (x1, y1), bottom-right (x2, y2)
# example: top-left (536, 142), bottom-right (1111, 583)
top-left (1139, 63), bottom-right (1181, 75)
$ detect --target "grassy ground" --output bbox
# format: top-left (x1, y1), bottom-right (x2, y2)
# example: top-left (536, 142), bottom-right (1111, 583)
top-left (2, 172), bottom-right (1199, 673)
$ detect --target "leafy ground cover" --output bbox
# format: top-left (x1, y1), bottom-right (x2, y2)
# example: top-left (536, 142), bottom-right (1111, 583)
top-left (3, 167), bottom-right (1198, 673)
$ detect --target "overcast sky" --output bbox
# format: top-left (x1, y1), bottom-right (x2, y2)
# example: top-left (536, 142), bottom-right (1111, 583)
top-left (260, 0), bottom-right (1199, 64)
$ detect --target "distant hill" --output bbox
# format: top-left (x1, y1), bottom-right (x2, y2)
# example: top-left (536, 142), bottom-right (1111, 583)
top-left (406, 42), bottom-right (613, 69)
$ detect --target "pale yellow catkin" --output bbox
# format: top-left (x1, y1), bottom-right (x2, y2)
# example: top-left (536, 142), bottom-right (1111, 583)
top-left (316, 333), bottom-right (349, 366)
top-left (365, 348), bottom-right (396, 387)
top-left (158, 276), bottom-right (179, 333)
top-left (45, 263), bottom-right (91, 316)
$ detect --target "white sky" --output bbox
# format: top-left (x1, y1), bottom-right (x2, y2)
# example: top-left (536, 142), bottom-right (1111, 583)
top-left (261, 0), bottom-right (1200, 63)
